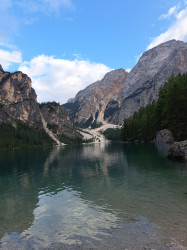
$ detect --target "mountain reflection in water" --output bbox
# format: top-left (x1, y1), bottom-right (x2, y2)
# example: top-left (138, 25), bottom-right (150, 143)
top-left (0, 143), bottom-right (186, 249)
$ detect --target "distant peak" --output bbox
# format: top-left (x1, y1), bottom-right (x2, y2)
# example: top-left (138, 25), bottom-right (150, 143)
top-left (142, 40), bottom-right (186, 60)
top-left (103, 68), bottom-right (128, 80)
top-left (148, 39), bottom-right (185, 52)
top-left (158, 39), bottom-right (185, 47)
top-left (107, 68), bottom-right (127, 74)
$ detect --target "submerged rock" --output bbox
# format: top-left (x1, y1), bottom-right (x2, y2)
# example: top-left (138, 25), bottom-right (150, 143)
top-left (168, 140), bottom-right (187, 161)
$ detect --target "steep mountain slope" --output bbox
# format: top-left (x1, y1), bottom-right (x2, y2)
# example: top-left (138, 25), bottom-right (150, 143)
top-left (115, 40), bottom-right (187, 124)
top-left (63, 69), bottom-right (128, 127)
top-left (0, 66), bottom-right (43, 129)
top-left (39, 102), bottom-right (81, 143)
top-left (0, 66), bottom-right (79, 146)
top-left (64, 40), bottom-right (187, 126)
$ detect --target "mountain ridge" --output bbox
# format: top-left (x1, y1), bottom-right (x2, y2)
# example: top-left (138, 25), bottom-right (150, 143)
top-left (1, 39), bottom-right (187, 147)
top-left (116, 39), bottom-right (187, 124)
top-left (63, 68), bottom-right (128, 127)
top-left (64, 40), bottom-right (187, 126)
top-left (0, 67), bottom-right (79, 146)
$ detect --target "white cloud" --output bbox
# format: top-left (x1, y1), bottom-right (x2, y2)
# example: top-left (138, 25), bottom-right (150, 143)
top-left (159, 6), bottom-right (177, 20)
top-left (19, 55), bottom-right (110, 104)
top-left (147, 6), bottom-right (187, 50)
top-left (0, 49), bottom-right (22, 69)
top-left (0, 42), bottom-right (17, 50)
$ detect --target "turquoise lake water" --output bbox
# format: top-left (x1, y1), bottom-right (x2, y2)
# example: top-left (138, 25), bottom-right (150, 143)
top-left (0, 143), bottom-right (187, 249)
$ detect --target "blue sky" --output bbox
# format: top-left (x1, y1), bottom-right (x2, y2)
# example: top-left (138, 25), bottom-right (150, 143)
top-left (0, 0), bottom-right (187, 103)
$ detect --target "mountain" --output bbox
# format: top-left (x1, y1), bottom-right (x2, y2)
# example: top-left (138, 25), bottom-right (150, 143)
top-left (0, 67), bottom-right (43, 129)
top-left (116, 40), bottom-right (187, 124)
top-left (1, 39), bottom-right (187, 146)
top-left (0, 66), bottom-right (79, 146)
top-left (64, 40), bottom-right (187, 126)
top-left (39, 102), bottom-right (81, 144)
top-left (63, 69), bottom-right (128, 127)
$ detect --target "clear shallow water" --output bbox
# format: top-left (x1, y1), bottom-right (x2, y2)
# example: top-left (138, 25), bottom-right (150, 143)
top-left (0, 143), bottom-right (187, 249)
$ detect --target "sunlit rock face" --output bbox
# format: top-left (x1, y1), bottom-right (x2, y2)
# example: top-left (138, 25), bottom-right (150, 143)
top-left (0, 66), bottom-right (77, 142)
top-left (115, 40), bottom-right (187, 124)
top-left (63, 69), bottom-right (128, 127)
top-left (39, 102), bottom-right (78, 140)
top-left (65, 40), bottom-right (187, 126)
top-left (0, 66), bottom-right (43, 129)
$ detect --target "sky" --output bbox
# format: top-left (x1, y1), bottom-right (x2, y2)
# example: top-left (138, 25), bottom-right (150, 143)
top-left (0, 0), bottom-right (187, 104)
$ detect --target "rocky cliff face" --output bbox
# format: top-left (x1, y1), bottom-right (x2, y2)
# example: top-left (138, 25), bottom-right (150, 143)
top-left (39, 102), bottom-right (79, 141)
top-left (0, 66), bottom-right (78, 145)
top-left (63, 69), bottom-right (128, 127)
top-left (0, 66), bottom-right (43, 129)
top-left (64, 40), bottom-right (187, 126)
top-left (115, 40), bottom-right (187, 124)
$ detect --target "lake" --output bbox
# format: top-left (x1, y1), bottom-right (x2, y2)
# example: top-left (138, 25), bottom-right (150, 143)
top-left (0, 143), bottom-right (187, 249)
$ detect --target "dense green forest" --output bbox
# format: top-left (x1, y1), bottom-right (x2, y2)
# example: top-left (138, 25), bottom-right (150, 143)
top-left (57, 132), bottom-right (83, 144)
top-left (121, 73), bottom-right (187, 141)
top-left (102, 128), bottom-right (121, 141)
top-left (0, 122), bottom-right (53, 149)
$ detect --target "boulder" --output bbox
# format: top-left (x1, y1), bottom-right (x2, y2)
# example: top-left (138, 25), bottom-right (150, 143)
top-left (155, 129), bottom-right (174, 144)
top-left (168, 140), bottom-right (187, 161)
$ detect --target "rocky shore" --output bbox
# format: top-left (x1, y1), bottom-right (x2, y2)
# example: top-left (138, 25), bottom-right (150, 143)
top-left (155, 129), bottom-right (187, 161)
